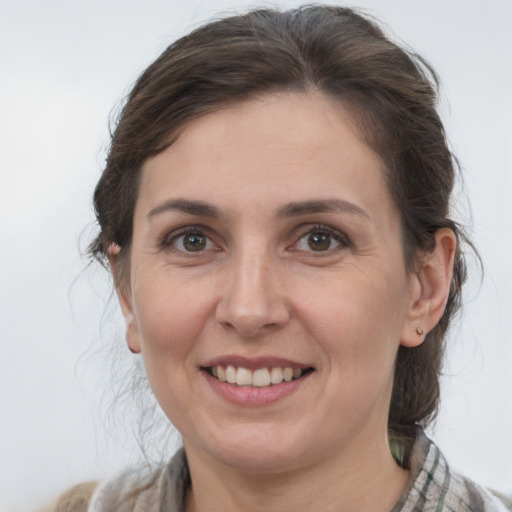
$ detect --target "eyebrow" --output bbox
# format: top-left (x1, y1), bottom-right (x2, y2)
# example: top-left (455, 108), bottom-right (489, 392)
top-left (147, 197), bottom-right (369, 221)
top-left (277, 199), bottom-right (370, 219)
top-left (147, 199), bottom-right (222, 219)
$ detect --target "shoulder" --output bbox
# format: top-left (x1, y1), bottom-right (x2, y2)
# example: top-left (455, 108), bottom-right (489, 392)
top-left (40, 481), bottom-right (99, 512)
top-left (42, 449), bottom-right (188, 512)
top-left (395, 429), bottom-right (511, 512)
top-left (88, 448), bottom-right (188, 512)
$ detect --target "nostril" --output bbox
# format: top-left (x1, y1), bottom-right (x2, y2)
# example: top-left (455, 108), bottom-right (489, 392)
top-left (215, 300), bottom-right (289, 337)
top-left (214, 265), bottom-right (291, 336)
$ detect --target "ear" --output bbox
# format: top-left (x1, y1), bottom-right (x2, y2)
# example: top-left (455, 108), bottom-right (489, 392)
top-left (401, 228), bottom-right (457, 348)
top-left (108, 244), bottom-right (141, 354)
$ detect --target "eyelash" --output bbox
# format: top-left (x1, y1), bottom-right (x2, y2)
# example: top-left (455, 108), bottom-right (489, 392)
top-left (292, 224), bottom-right (350, 254)
top-left (160, 226), bottom-right (217, 254)
top-left (160, 223), bottom-right (350, 255)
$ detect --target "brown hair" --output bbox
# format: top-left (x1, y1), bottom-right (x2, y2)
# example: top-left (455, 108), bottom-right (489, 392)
top-left (90, 5), bottom-right (469, 444)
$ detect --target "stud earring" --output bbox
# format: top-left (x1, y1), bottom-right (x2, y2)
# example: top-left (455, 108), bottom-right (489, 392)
top-left (416, 327), bottom-right (424, 335)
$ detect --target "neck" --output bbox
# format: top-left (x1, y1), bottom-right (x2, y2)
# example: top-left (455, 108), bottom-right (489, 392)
top-left (184, 430), bottom-right (409, 512)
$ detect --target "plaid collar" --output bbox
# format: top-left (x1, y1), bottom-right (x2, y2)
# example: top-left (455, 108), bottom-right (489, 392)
top-left (89, 430), bottom-right (511, 511)
top-left (391, 429), bottom-right (511, 511)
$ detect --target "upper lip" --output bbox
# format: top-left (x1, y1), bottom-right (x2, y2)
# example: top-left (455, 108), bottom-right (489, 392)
top-left (201, 355), bottom-right (312, 371)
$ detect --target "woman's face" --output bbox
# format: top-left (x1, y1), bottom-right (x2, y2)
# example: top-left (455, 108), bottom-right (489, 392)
top-left (120, 92), bottom-right (419, 472)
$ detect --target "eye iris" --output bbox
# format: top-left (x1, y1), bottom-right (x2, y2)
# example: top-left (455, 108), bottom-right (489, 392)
top-left (308, 232), bottom-right (331, 251)
top-left (183, 233), bottom-right (206, 251)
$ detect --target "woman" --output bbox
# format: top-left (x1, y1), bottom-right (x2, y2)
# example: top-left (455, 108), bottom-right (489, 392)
top-left (48, 5), bottom-right (510, 511)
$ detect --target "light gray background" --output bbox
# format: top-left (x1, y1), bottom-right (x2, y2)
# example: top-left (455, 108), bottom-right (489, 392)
top-left (1, 0), bottom-right (511, 509)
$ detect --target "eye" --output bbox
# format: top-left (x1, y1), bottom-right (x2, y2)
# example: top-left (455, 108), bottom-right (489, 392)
top-left (164, 228), bottom-right (216, 253)
top-left (293, 225), bottom-right (348, 253)
top-left (305, 231), bottom-right (333, 251)
top-left (179, 232), bottom-right (208, 252)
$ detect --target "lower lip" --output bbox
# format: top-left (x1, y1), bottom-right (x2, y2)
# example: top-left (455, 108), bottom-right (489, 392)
top-left (202, 371), bottom-right (312, 407)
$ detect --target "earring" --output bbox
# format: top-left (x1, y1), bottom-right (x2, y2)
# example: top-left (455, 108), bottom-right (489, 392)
top-left (416, 327), bottom-right (424, 335)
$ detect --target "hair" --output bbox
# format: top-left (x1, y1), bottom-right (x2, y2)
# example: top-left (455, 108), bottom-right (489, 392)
top-left (89, 5), bottom-right (470, 446)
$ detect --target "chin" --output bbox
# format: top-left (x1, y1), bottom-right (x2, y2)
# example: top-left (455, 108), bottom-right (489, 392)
top-left (215, 445), bottom-right (303, 473)
top-left (191, 423), bottom-right (312, 472)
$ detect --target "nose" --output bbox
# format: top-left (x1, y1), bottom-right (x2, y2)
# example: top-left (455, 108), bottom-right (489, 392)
top-left (215, 248), bottom-right (290, 338)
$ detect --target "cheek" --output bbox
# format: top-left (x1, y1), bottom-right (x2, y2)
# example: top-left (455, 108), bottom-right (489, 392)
top-left (297, 268), bottom-right (408, 372)
top-left (307, 277), bottom-right (407, 424)
top-left (132, 276), bottom-right (213, 368)
top-left (130, 281), bottom-right (214, 428)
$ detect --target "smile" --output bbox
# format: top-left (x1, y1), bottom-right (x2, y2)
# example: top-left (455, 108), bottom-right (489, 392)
top-left (204, 365), bottom-right (313, 387)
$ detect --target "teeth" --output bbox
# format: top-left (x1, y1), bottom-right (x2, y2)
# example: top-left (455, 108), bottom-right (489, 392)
top-left (252, 368), bottom-right (271, 387)
top-left (236, 367), bottom-right (252, 386)
top-left (225, 365), bottom-right (237, 384)
top-left (270, 367), bottom-right (283, 384)
top-left (209, 365), bottom-right (307, 387)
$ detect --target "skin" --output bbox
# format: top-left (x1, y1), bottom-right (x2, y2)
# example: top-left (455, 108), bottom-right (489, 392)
top-left (113, 92), bottom-right (456, 511)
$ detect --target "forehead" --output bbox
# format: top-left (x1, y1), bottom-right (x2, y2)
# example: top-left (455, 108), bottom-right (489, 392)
top-left (137, 92), bottom-right (393, 222)
top-left (178, 93), bottom-right (366, 156)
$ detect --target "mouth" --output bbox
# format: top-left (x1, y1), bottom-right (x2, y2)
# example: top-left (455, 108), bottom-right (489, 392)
top-left (202, 365), bottom-right (314, 388)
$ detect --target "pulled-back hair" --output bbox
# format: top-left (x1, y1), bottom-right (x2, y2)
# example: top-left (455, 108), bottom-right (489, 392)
top-left (90, 5), bottom-right (469, 445)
